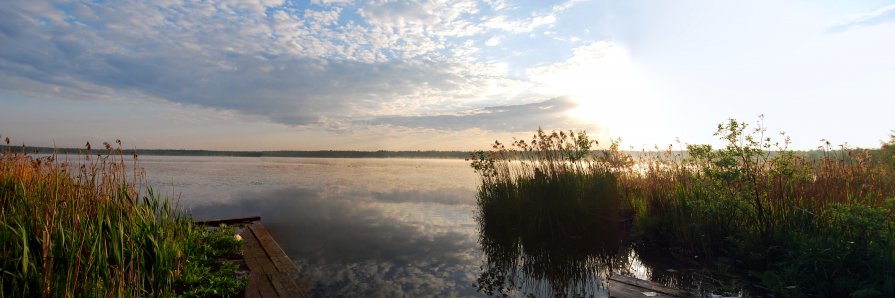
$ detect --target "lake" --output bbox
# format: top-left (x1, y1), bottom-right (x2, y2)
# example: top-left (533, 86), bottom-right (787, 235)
top-left (132, 155), bottom-right (727, 297)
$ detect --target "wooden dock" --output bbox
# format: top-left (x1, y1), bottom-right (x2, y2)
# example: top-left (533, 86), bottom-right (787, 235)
top-left (608, 274), bottom-right (687, 297)
top-left (196, 216), bottom-right (307, 298)
top-left (194, 215), bottom-right (261, 226)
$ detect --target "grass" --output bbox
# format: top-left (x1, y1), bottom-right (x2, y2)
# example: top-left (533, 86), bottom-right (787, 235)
top-left (469, 117), bottom-right (895, 297)
top-left (0, 138), bottom-right (246, 297)
top-left (471, 130), bottom-right (634, 296)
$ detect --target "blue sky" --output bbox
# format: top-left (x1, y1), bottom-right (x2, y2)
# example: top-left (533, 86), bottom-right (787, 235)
top-left (1, 0), bottom-right (893, 150)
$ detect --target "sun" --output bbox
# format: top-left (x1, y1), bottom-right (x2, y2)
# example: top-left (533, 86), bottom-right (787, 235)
top-left (529, 42), bottom-right (668, 147)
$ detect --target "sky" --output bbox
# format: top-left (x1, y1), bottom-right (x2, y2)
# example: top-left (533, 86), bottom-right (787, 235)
top-left (1, 0), bottom-right (894, 151)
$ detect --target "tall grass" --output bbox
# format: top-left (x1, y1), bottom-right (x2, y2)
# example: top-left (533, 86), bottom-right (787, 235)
top-left (470, 119), bottom-right (895, 297)
top-left (470, 130), bottom-right (634, 296)
top-left (0, 138), bottom-right (245, 297)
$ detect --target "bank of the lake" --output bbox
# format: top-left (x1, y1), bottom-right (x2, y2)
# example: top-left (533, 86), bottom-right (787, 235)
top-left (5, 119), bottom-right (893, 297)
top-left (0, 144), bottom-right (246, 297)
top-left (470, 120), bottom-right (895, 297)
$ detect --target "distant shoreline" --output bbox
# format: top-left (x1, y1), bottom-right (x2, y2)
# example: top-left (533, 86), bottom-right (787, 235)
top-left (3, 144), bottom-right (879, 160)
top-left (0, 145), bottom-right (471, 159)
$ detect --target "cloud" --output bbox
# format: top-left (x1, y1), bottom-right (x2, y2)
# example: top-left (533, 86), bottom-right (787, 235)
top-left (311, 0), bottom-right (354, 6)
top-left (366, 97), bottom-right (598, 132)
top-left (550, 0), bottom-right (585, 14)
top-left (483, 15), bottom-right (555, 33)
top-left (0, 0), bottom-right (596, 136)
top-left (0, 0), bottom-right (523, 129)
top-left (481, 0), bottom-right (582, 33)
top-left (357, 0), bottom-right (486, 41)
top-left (484, 36), bottom-right (503, 46)
top-left (484, 0), bottom-right (511, 12)
top-left (827, 4), bottom-right (895, 33)
top-left (0, 34), bottom-right (465, 126)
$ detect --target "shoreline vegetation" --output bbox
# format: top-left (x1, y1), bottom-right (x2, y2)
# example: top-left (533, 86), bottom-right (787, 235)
top-left (469, 117), bottom-right (895, 297)
top-left (0, 138), bottom-right (246, 297)
top-left (2, 116), bottom-right (893, 297)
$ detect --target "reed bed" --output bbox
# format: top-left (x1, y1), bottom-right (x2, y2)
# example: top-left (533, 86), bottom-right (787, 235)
top-left (470, 130), bottom-right (630, 296)
top-left (470, 119), bottom-right (895, 297)
top-left (0, 138), bottom-right (245, 297)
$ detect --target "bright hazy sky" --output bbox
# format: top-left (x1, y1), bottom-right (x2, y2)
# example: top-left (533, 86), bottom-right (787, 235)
top-left (1, 0), bottom-right (893, 151)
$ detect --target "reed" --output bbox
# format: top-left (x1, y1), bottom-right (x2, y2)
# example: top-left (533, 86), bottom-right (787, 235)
top-left (470, 129), bottom-right (632, 296)
top-left (0, 138), bottom-right (245, 297)
top-left (470, 119), bottom-right (895, 297)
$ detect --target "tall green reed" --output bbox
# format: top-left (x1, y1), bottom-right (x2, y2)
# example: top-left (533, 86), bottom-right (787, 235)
top-left (470, 129), bottom-right (634, 296)
top-left (0, 138), bottom-right (243, 297)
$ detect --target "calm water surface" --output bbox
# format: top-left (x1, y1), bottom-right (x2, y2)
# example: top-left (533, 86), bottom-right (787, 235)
top-left (131, 155), bottom-right (714, 297)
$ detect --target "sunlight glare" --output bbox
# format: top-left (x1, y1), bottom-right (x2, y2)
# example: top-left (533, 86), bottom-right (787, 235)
top-left (529, 42), bottom-right (668, 148)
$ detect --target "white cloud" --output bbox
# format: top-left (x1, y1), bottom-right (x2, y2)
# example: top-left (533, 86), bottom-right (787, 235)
top-left (366, 97), bottom-right (596, 132)
top-left (483, 14), bottom-right (555, 33)
top-left (311, 0), bottom-right (353, 6)
top-left (484, 36), bottom-right (502, 46)
top-left (214, 0), bottom-right (286, 16)
top-left (827, 4), bottom-right (895, 33)
top-left (0, 0), bottom-right (535, 131)
top-left (358, 0), bottom-right (483, 38)
top-left (551, 0), bottom-right (585, 14)
top-left (480, 0), bottom-right (581, 33)
top-left (483, 0), bottom-right (511, 12)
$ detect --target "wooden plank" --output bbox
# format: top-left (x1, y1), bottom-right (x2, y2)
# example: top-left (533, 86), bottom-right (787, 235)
top-left (609, 281), bottom-right (655, 298)
top-left (608, 274), bottom-right (686, 297)
top-left (244, 227), bottom-right (278, 272)
top-left (267, 274), bottom-right (294, 297)
top-left (256, 276), bottom-right (278, 298)
top-left (249, 224), bottom-right (299, 273)
top-left (241, 228), bottom-right (264, 297)
top-left (194, 215), bottom-right (261, 226)
top-left (244, 271), bottom-right (265, 298)
top-left (241, 224), bottom-right (280, 298)
top-left (239, 222), bottom-right (306, 298)
top-left (248, 223), bottom-right (303, 297)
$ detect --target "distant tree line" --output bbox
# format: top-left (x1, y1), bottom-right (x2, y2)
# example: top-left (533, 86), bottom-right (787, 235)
top-left (3, 143), bottom-right (891, 162)
top-left (0, 145), bottom-right (471, 159)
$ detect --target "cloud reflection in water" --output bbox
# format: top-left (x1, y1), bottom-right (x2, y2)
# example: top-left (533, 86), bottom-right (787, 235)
top-left (190, 186), bottom-right (483, 297)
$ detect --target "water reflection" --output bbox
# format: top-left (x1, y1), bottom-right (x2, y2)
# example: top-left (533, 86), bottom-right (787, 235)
top-left (124, 156), bottom-right (485, 296)
top-left (474, 184), bottom-right (643, 297)
top-left (190, 187), bottom-right (483, 297)
top-left (37, 155), bottom-right (750, 296)
top-left (472, 185), bottom-right (755, 297)
top-left (42, 155), bottom-right (731, 296)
